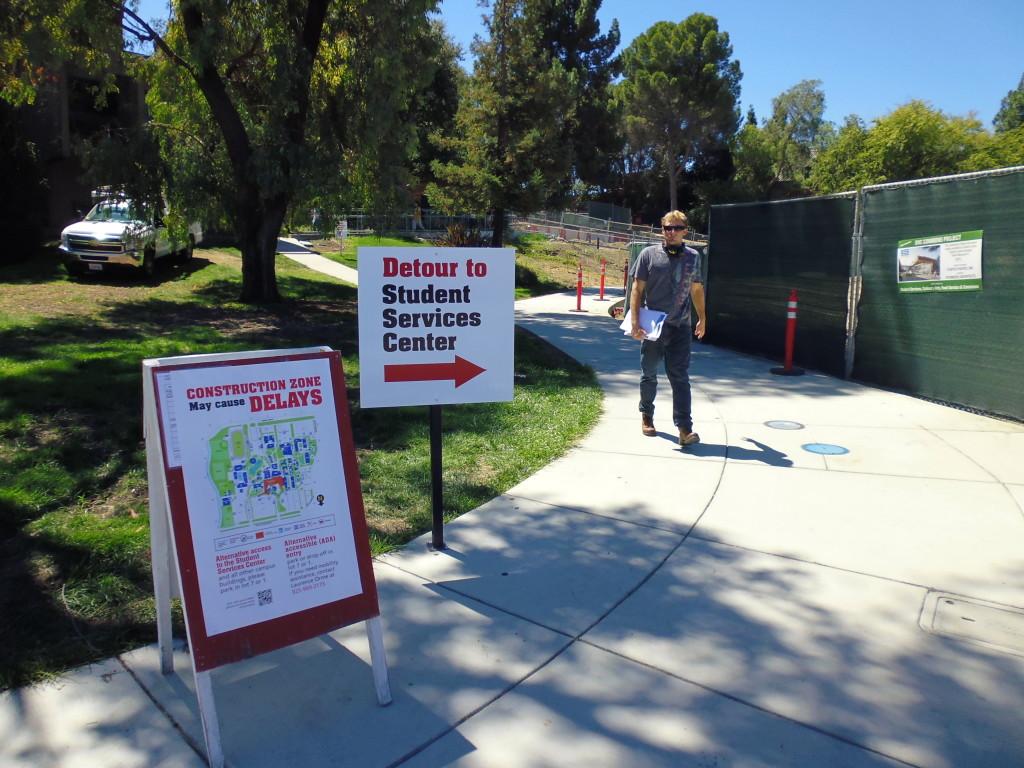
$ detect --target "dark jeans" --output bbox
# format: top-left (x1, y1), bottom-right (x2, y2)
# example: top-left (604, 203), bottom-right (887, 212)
top-left (639, 322), bottom-right (693, 431)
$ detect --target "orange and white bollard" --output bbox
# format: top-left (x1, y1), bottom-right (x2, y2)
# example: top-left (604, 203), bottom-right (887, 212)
top-left (770, 288), bottom-right (804, 376)
top-left (570, 262), bottom-right (587, 312)
top-left (784, 289), bottom-right (798, 369)
top-left (597, 259), bottom-right (608, 301)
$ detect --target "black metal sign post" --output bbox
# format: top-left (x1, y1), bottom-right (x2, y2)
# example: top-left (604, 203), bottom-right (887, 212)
top-left (429, 404), bottom-right (445, 549)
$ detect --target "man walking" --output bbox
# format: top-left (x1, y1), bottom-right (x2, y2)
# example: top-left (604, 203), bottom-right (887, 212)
top-left (629, 210), bottom-right (706, 446)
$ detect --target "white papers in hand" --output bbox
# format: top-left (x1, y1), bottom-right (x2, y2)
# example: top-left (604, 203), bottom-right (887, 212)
top-left (619, 308), bottom-right (668, 341)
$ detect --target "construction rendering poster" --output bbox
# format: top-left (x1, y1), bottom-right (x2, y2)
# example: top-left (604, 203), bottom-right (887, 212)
top-left (897, 230), bottom-right (983, 293)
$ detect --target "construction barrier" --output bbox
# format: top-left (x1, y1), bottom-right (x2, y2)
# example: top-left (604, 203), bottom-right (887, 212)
top-left (853, 169), bottom-right (1024, 417)
top-left (708, 166), bottom-right (1024, 419)
top-left (707, 194), bottom-right (856, 378)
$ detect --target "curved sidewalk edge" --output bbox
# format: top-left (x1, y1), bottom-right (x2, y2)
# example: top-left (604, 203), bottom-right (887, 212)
top-left (282, 249), bottom-right (359, 285)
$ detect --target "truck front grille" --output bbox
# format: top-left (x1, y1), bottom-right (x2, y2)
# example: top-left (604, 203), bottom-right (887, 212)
top-left (68, 237), bottom-right (125, 254)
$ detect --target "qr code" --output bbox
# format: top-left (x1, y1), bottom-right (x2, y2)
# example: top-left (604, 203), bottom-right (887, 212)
top-left (257, 589), bottom-right (273, 606)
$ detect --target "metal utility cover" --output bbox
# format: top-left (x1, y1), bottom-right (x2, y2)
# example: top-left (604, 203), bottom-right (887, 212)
top-left (801, 442), bottom-right (849, 455)
top-left (920, 591), bottom-right (1024, 657)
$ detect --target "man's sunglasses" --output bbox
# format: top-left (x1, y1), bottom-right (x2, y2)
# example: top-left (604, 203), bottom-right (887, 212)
top-left (662, 225), bottom-right (688, 232)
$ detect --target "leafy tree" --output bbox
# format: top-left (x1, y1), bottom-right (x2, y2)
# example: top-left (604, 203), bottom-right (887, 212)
top-left (428, 0), bottom-right (570, 246)
top-left (962, 126), bottom-right (1024, 170)
top-left (1, 2), bottom-right (124, 107)
top-left (762, 79), bottom-right (833, 186)
top-left (869, 102), bottom-right (983, 180)
top-left (529, 0), bottom-right (621, 202)
top-left (279, 8), bottom-right (451, 233)
top-left (808, 102), bottom-right (984, 194)
top-left (618, 14), bottom-right (741, 211)
top-left (409, 21), bottom-right (465, 201)
top-left (807, 115), bottom-right (873, 193)
top-left (728, 122), bottom-right (775, 200)
top-left (602, 120), bottom-right (663, 219)
top-left (0, 101), bottom-right (47, 263)
top-left (75, 121), bottom-right (171, 226)
top-left (993, 74), bottom-right (1024, 133)
top-left (681, 140), bottom-right (734, 230)
top-left (3, 1), bottom-right (437, 302)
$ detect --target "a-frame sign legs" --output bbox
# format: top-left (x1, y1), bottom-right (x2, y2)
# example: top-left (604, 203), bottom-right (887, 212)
top-left (144, 370), bottom-right (175, 675)
top-left (366, 616), bottom-right (392, 705)
top-left (195, 670), bottom-right (225, 768)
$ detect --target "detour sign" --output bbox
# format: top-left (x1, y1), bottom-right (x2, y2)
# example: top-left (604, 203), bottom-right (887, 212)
top-left (357, 247), bottom-right (515, 408)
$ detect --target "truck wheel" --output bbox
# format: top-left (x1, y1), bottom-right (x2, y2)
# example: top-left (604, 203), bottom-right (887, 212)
top-left (143, 247), bottom-right (157, 279)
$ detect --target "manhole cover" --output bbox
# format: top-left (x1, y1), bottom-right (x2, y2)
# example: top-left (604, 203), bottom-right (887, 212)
top-left (920, 591), bottom-right (1024, 657)
top-left (765, 420), bottom-right (804, 430)
top-left (801, 443), bottom-right (849, 455)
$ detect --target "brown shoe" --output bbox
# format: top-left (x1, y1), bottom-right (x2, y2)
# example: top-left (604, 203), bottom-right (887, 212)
top-left (641, 414), bottom-right (656, 437)
top-left (679, 429), bottom-right (700, 447)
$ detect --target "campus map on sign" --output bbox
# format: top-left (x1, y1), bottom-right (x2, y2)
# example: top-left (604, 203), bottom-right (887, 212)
top-left (154, 356), bottom-right (365, 637)
top-left (211, 418), bottom-right (319, 531)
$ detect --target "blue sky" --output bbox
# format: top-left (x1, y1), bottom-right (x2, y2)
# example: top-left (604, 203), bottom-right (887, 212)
top-left (137, 0), bottom-right (1022, 129)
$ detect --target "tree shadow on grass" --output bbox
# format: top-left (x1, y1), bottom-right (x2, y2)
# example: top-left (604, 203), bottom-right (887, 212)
top-left (0, 272), bottom-right (366, 687)
top-left (0, 270), bottom-right (599, 687)
top-left (0, 526), bottom-right (169, 690)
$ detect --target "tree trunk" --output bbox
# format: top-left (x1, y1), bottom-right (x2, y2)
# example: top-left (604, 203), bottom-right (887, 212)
top-left (491, 207), bottom-right (505, 247)
top-left (238, 197), bottom-right (287, 303)
top-left (667, 151), bottom-right (678, 212)
top-left (175, 2), bottom-right (326, 305)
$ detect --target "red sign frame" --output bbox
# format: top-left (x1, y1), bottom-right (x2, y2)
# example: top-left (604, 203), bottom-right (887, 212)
top-left (151, 350), bottom-right (379, 672)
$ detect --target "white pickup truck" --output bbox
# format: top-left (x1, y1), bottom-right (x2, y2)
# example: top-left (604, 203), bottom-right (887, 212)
top-left (59, 198), bottom-right (203, 277)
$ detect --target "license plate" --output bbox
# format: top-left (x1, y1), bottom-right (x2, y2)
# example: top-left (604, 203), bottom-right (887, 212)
top-left (88, 263), bottom-right (103, 271)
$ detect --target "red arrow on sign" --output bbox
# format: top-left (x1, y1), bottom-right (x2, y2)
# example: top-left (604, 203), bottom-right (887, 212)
top-left (384, 356), bottom-right (486, 388)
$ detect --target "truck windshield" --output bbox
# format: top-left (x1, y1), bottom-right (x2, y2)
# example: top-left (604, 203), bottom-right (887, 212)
top-left (84, 201), bottom-right (142, 223)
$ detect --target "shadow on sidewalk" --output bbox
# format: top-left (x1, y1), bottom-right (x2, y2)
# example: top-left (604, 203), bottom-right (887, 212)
top-left (685, 437), bottom-right (793, 467)
top-left (646, 434), bottom-right (794, 467)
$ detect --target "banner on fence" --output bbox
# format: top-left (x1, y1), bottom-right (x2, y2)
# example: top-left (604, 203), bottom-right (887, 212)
top-left (897, 230), bottom-right (983, 293)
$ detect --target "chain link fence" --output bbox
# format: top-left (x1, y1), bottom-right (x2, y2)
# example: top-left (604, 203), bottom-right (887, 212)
top-left (514, 211), bottom-right (708, 251)
top-left (292, 210), bottom-right (493, 238)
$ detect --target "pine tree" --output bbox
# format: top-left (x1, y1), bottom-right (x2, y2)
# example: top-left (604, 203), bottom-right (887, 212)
top-left (619, 14), bottom-right (741, 211)
top-left (529, 0), bottom-right (621, 202)
top-left (429, 0), bottom-right (570, 245)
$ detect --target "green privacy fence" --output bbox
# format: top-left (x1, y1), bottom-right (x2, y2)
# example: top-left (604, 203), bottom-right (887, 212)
top-left (707, 166), bottom-right (1024, 420)
top-left (853, 170), bottom-right (1024, 417)
top-left (706, 194), bottom-right (856, 377)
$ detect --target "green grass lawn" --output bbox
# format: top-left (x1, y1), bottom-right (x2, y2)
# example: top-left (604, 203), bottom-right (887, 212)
top-left (0, 248), bottom-right (601, 689)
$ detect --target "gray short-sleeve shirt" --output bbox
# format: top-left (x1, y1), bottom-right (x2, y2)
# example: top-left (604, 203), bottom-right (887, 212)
top-left (634, 244), bottom-right (702, 326)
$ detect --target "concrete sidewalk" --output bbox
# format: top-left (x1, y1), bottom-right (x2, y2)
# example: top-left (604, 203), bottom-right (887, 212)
top-left (4, 287), bottom-right (1023, 768)
top-left (280, 248), bottom-right (359, 285)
